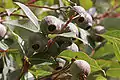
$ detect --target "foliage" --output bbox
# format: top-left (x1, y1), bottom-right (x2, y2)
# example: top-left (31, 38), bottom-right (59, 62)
top-left (0, 0), bottom-right (120, 80)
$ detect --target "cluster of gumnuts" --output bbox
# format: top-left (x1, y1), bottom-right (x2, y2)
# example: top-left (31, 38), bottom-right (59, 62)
top-left (0, 5), bottom-right (106, 80)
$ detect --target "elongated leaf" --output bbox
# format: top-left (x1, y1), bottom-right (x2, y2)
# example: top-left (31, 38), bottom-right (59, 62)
top-left (96, 75), bottom-right (107, 80)
top-left (101, 18), bottom-right (120, 30)
top-left (0, 41), bottom-right (9, 51)
top-left (8, 27), bottom-right (25, 55)
top-left (6, 8), bottom-right (17, 16)
top-left (101, 30), bottom-right (120, 61)
top-left (106, 68), bottom-right (120, 78)
top-left (3, 19), bottom-right (40, 32)
top-left (15, 2), bottom-right (40, 32)
top-left (80, 0), bottom-right (92, 10)
top-left (60, 50), bottom-right (102, 72)
top-left (58, 32), bottom-right (91, 47)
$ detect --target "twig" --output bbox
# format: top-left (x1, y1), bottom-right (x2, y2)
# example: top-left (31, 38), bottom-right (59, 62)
top-left (39, 59), bottom-right (74, 80)
top-left (96, 4), bottom-right (120, 19)
top-left (26, 4), bottom-right (70, 11)
top-left (60, 14), bottom-right (75, 33)
top-left (27, 0), bottom-right (37, 4)
top-left (18, 56), bottom-right (30, 80)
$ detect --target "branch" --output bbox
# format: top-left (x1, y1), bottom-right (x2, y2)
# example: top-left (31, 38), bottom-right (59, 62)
top-left (96, 4), bottom-right (120, 19)
top-left (26, 4), bottom-right (70, 11)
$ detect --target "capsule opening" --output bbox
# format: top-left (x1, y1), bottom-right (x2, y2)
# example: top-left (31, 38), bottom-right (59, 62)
top-left (78, 17), bottom-right (85, 23)
top-left (32, 44), bottom-right (40, 50)
top-left (48, 25), bottom-right (56, 32)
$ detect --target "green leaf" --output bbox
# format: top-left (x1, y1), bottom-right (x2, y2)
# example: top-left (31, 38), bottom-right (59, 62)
top-left (0, 41), bottom-right (9, 51)
top-left (101, 18), bottom-right (120, 30)
top-left (59, 50), bottom-right (102, 72)
top-left (15, 2), bottom-right (40, 32)
top-left (8, 27), bottom-right (25, 55)
top-left (93, 42), bottom-right (114, 59)
top-left (58, 32), bottom-right (91, 47)
top-left (3, 19), bottom-right (40, 32)
top-left (4, 0), bottom-right (14, 8)
top-left (96, 75), bottom-right (107, 80)
top-left (80, 0), bottom-right (93, 10)
top-left (106, 68), bottom-right (120, 78)
top-left (92, 0), bottom-right (111, 13)
top-left (96, 60), bottom-right (111, 68)
top-left (7, 69), bottom-right (21, 80)
top-left (101, 30), bottom-right (120, 61)
top-left (5, 8), bottom-right (18, 16)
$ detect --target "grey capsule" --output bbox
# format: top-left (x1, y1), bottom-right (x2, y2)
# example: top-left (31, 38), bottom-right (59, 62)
top-left (72, 6), bottom-right (93, 30)
top-left (40, 16), bottom-right (64, 35)
top-left (70, 60), bottom-right (91, 80)
top-left (60, 42), bottom-right (79, 52)
top-left (66, 43), bottom-right (79, 52)
top-left (27, 33), bottom-right (48, 56)
top-left (93, 25), bottom-right (106, 34)
top-left (72, 6), bottom-right (86, 16)
top-left (74, 12), bottom-right (93, 30)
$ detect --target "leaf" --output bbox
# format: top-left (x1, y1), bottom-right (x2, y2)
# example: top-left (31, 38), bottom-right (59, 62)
top-left (0, 41), bottom-right (9, 51)
top-left (59, 50), bottom-right (102, 72)
top-left (58, 32), bottom-right (91, 46)
top-left (3, 19), bottom-right (40, 32)
top-left (6, 8), bottom-right (17, 16)
top-left (96, 60), bottom-right (112, 68)
top-left (8, 27), bottom-right (25, 55)
top-left (92, 0), bottom-right (111, 13)
top-left (101, 30), bottom-right (120, 61)
top-left (79, 28), bottom-right (90, 45)
top-left (106, 68), bottom-right (120, 78)
top-left (7, 69), bottom-right (21, 80)
top-left (15, 2), bottom-right (40, 32)
top-left (101, 18), bottom-right (120, 30)
top-left (80, 0), bottom-right (93, 10)
top-left (4, 0), bottom-right (14, 8)
top-left (24, 72), bottom-right (35, 80)
top-left (96, 75), bottom-right (107, 80)
top-left (58, 32), bottom-right (77, 38)
top-left (93, 42), bottom-right (114, 59)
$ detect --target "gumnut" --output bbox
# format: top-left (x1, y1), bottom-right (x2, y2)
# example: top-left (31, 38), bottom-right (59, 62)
top-left (40, 16), bottom-right (64, 35)
top-left (93, 25), bottom-right (106, 34)
top-left (71, 6), bottom-right (93, 30)
top-left (70, 60), bottom-right (91, 80)
top-left (27, 33), bottom-right (48, 56)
